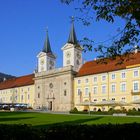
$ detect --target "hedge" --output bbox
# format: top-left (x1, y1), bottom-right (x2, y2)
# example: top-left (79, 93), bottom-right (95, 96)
top-left (0, 123), bottom-right (140, 139)
top-left (70, 107), bottom-right (140, 115)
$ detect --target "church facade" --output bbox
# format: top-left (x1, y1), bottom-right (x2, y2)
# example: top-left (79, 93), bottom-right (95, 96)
top-left (34, 21), bottom-right (82, 111)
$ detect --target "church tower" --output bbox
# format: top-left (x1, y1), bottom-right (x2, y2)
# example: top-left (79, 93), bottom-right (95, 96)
top-left (37, 31), bottom-right (56, 72)
top-left (61, 17), bottom-right (83, 72)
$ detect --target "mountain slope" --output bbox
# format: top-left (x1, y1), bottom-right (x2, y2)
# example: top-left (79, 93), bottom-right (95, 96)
top-left (0, 72), bottom-right (15, 82)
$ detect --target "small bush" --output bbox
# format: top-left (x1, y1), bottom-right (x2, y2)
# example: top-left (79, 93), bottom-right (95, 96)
top-left (132, 108), bottom-right (137, 111)
top-left (69, 107), bottom-right (78, 113)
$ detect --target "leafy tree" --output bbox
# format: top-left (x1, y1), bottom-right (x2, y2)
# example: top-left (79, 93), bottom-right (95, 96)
top-left (61, 0), bottom-right (140, 59)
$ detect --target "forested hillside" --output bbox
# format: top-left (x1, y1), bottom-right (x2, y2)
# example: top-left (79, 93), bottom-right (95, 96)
top-left (0, 72), bottom-right (15, 82)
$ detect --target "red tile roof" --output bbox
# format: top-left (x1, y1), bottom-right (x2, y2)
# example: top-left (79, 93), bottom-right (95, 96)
top-left (0, 74), bottom-right (34, 90)
top-left (77, 52), bottom-right (140, 77)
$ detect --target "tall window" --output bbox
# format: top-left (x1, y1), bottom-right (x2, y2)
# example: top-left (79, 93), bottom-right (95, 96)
top-left (85, 78), bottom-right (89, 83)
top-left (64, 90), bottom-right (67, 96)
top-left (121, 82), bottom-right (126, 92)
top-left (111, 74), bottom-right (116, 80)
top-left (102, 75), bottom-right (106, 81)
top-left (77, 79), bottom-right (81, 84)
top-left (38, 93), bottom-right (40, 98)
top-left (85, 87), bottom-right (89, 95)
top-left (111, 84), bottom-right (116, 93)
top-left (102, 85), bottom-right (106, 93)
top-left (121, 72), bottom-right (126, 79)
top-left (21, 95), bottom-right (23, 100)
top-left (133, 81), bottom-right (139, 92)
top-left (77, 89), bottom-right (81, 95)
top-left (93, 86), bottom-right (98, 94)
top-left (15, 96), bottom-right (18, 101)
top-left (93, 76), bottom-right (97, 82)
top-left (134, 70), bottom-right (139, 77)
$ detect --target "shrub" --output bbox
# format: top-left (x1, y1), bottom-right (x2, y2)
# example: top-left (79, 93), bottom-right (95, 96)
top-left (45, 123), bottom-right (140, 139)
top-left (69, 107), bottom-right (78, 113)
top-left (132, 108), bottom-right (137, 111)
top-left (0, 124), bottom-right (43, 140)
top-left (1, 123), bottom-right (140, 139)
top-left (127, 108), bottom-right (140, 115)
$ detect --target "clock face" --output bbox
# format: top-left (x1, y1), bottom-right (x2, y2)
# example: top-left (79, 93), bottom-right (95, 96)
top-left (66, 51), bottom-right (71, 58)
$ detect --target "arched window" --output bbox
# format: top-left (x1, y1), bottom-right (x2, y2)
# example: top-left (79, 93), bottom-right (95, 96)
top-left (64, 90), bottom-right (67, 96)
top-left (38, 93), bottom-right (40, 98)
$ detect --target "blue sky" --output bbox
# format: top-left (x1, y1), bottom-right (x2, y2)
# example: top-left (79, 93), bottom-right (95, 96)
top-left (0, 0), bottom-right (125, 76)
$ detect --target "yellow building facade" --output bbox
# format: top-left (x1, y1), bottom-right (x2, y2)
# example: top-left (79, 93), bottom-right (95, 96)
top-left (74, 52), bottom-right (140, 111)
top-left (0, 74), bottom-right (35, 108)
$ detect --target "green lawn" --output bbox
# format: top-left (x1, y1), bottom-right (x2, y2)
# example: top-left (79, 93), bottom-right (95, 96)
top-left (0, 112), bottom-right (140, 128)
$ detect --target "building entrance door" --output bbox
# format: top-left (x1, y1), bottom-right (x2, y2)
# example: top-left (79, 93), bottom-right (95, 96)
top-left (49, 101), bottom-right (52, 111)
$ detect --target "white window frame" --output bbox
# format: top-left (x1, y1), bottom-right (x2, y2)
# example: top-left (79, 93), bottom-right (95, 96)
top-left (102, 85), bottom-right (106, 94)
top-left (133, 70), bottom-right (139, 77)
top-left (85, 87), bottom-right (89, 95)
top-left (85, 78), bottom-right (89, 84)
top-left (121, 72), bottom-right (126, 79)
top-left (102, 75), bottom-right (106, 81)
top-left (21, 95), bottom-right (24, 100)
top-left (77, 79), bottom-right (81, 84)
top-left (93, 86), bottom-right (98, 94)
top-left (133, 81), bottom-right (139, 92)
top-left (77, 88), bottom-right (81, 95)
top-left (111, 74), bottom-right (116, 80)
top-left (120, 82), bottom-right (126, 92)
top-left (93, 76), bottom-right (97, 83)
top-left (111, 84), bottom-right (116, 93)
